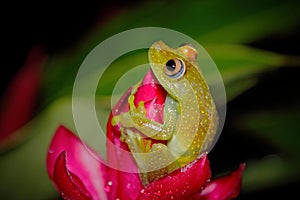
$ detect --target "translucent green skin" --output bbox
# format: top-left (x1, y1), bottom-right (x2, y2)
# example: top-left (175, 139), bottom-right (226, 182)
top-left (112, 41), bottom-right (218, 185)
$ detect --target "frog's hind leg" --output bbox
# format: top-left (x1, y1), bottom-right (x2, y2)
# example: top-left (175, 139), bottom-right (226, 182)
top-left (122, 130), bottom-right (179, 186)
top-left (140, 143), bottom-right (180, 186)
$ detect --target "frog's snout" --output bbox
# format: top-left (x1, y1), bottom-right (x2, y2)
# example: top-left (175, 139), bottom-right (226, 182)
top-left (152, 40), bottom-right (168, 51)
top-left (152, 42), bottom-right (162, 51)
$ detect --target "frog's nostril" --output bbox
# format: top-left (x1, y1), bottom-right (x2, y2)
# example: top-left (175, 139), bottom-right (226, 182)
top-left (153, 43), bottom-right (162, 51)
top-left (152, 40), bottom-right (168, 51)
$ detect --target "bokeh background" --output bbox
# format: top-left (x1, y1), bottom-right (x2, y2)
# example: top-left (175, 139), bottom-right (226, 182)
top-left (1, 0), bottom-right (299, 199)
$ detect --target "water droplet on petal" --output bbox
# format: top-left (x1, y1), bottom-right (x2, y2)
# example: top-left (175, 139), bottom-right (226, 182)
top-left (105, 180), bottom-right (113, 192)
top-left (154, 190), bottom-right (161, 197)
top-left (108, 181), bottom-right (113, 186)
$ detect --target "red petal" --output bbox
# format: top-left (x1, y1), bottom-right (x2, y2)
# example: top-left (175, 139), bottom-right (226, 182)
top-left (106, 112), bottom-right (143, 200)
top-left (138, 154), bottom-right (211, 200)
top-left (105, 69), bottom-right (168, 199)
top-left (134, 70), bottom-right (167, 123)
top-left (53, 151), bottom-right (91, 200)
top-left (47, 125), bottom-right (107, 200)
top-left (190, 163), bottom-right (246, 200)
top-left (105, 166), bottom-right (143, 200)
top-left (0, 46), bottom-right (46, 146)
top-left (110, 69), bottom-right (166, 126)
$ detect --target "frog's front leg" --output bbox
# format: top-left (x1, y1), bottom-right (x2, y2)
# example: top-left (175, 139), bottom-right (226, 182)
top-left (112, 94), bottom-right (179, 140)
top-left (122, 130), bottom-right (179, 185)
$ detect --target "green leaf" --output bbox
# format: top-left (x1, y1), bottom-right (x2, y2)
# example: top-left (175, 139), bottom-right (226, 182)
top-left (92, 0), bottom-right (300, 44)
top-left (242, 155), bottom-right (299, 193)
top-left (203, 44), bottom-right (299, 100)
top-left (236, 106), bottom-right (300, 159)
top-left (40, 0), bottom-right (300, 107)
top-left (235, 104), bottom-right (300, 193)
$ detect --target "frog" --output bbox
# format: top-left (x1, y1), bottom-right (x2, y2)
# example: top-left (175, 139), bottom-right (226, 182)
top-left (112, 41), bottom-right (219, 186)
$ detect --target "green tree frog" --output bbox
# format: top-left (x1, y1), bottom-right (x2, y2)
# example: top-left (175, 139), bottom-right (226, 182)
top-left (112, 41), bottom-right (218, 185)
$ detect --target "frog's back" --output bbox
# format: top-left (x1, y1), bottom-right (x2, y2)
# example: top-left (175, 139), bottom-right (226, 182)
top-left (169, 57), bottom-right (218, 166)
top-left (149, 41), bottom-right (219, 167)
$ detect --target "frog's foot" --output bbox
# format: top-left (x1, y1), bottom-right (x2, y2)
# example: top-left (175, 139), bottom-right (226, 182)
top-left (116, 127), bottom-right (179, 186)
top-left (140, 143), bottom-right (180, 186)
top-left (119, 128), bottom-right (152, 167)
top-left (111, 89), bottom-right (147, 128)
top-left (118, 128), bottom-right (151, 153)
top-left (112, 84), bottom-right (176, 141)
top-left (111, 111), bottom-right (135, 128)
top-left (112, 103), bottom-right (173, 140)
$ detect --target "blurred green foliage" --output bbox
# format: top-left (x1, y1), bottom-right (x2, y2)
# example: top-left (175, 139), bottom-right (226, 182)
top-left (0, 0), bottom-right (299, 199)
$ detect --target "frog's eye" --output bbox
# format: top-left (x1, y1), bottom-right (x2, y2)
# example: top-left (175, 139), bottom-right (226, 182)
top-left (164, 58), bottom-right (185, 79)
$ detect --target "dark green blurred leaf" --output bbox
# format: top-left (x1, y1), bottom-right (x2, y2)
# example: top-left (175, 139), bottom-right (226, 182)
top-left (94, 0), bottom-right (300, 44)
top-left (40, 0), bottom-right (300, 107)
top-left (242, 155), bottom-right (299, 193)
top-left (235, 104), bottom-right (300, 193)
top-left (237, 106), bottom-right (300, 160)
top-left (204, 44), bottom-right (297, 100)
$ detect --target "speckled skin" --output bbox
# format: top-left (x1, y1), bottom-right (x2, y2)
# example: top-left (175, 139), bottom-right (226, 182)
top-left (112, 41), bottom-right (218, 185)
top-left (149, 41), bottom-right (218, 166)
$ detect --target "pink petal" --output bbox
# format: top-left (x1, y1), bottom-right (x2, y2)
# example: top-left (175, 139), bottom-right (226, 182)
top-left (110, 88), bottom-right (132, 151)
top-left (111, 70), bottom-right (166, 125)
top-left (138, 154), bottom-right (211, 200)
top-left (190, 163), bottom-right (246, 200)
top-left (105, 69), bottom-right (168, 199)
top-left (134, 70), bottom-right (167, 123)
top-left (0, 46), bottom-right (46, 146)
top-left (47, 125), bottom-right (107, 200)
top-left (105, 166), bottom-right (143, 200)
top-left (53, 151), bottom-right (91, 200)
top-left (108, 69), bottom-right (168, 157)
top-left (106, 113), bottom-right (143, 200)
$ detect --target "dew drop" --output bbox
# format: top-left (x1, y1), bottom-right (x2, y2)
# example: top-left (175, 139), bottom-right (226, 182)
top-left (48, 149), bottom-right (54, 153)
top-left (108, 181), bottom-right (113, 186)
top-left (105, 180), bottom-right (113, 192)
top-left (154, 190), bottom-right (161, 197)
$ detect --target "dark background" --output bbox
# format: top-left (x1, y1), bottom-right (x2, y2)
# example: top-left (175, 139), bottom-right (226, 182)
top-left (1, 1), bottom-right (299, 199)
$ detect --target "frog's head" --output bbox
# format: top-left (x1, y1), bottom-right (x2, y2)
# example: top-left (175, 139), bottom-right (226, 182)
top-left (148, 40), bottom-right (200, 99)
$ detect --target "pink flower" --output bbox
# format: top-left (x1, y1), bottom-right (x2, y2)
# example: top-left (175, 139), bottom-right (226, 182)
top-left (47, 70), bottom-right (245, 200)
top-left (0, 46), bottom-right (46, 149)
